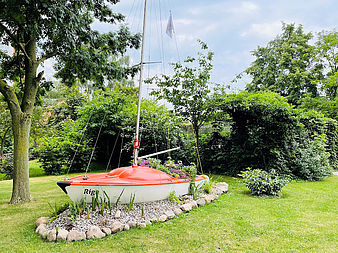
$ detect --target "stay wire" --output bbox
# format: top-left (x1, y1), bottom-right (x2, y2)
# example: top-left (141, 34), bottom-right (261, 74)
top-left (172, 11), bottom-right (181, 63)
top-left (66, 112), bottom-right (93, 177)
top-left (118, 130), bottom-right (124, 168)
top-left (158, 0), bottom-right (166, 74)
top-left (105, 129), bottom-right (122, 172)
top-left (85, 112), bottom-right (107, 175)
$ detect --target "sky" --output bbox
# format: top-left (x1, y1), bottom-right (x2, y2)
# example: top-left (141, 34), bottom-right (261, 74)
top-left (44, 0), bottom-right (337, 91)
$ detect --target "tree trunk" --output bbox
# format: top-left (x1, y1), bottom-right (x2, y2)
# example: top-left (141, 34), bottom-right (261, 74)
top-left (7, 36), bottom-right (39, 204)
top-left (9, 111), bottom-right (32, 203)
top-left (192, 122), bottom-right (203, 173)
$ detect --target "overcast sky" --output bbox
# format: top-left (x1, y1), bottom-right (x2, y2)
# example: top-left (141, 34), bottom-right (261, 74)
top-left (44, 0), bottom-right (337, 91)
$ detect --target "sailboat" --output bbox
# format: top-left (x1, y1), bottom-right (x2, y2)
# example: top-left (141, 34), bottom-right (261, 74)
top-left (57, 0), bottom-right (209, 204)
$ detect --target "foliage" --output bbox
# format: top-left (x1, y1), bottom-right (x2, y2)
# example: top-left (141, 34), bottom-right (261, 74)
top-left (121, 98), bottom-right (181, 166)
top-left (325, 119), bottom-right (338, 170)
top-left (0, 0), bottom-right (140, 203)
top-left (299, 96), bottom-right (338, 121)
top-left (240, 168), bottom-right (290, 196)
top-left (0, 152), bottom-right (13, 179)
top-left (201, 180), bottom-right (212, 194)
top-left (0, 100), bottom-right (11, 156)
top-left (238, 23), bottom-right (323, 105)
top-left (168, 191), bottom-right (182, 204)
top-left (127, 194), bottom-right (136, 212)
top-left (216, 91), bottom-right (334, 180)
top-left (36, 120), bottom-right (92, 175)
top-left (150, 40), bottom-right (215, 170)
top-left (115, 189), bottom-right (125, 207)
top-left (0, 160), bottom-right (44, 181)
top-left (199, 129), bottom-right (230, 174)
top-left (36, 88), bottom-right (179, 174)
top-left (142, 158), bottom-right (194, 179)
top-left (48, 202), bottom-right (69, 222)
top-left (315, 30), bottom-right (338, 99)
top-left (217, 91), bottom-right (295, 176)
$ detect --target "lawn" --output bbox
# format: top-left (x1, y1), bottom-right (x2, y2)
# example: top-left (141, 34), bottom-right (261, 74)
top-left (0, 173), bottom-right (337, 252)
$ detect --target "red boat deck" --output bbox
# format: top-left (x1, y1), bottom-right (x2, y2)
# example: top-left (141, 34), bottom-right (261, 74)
top-left (62, 166), bottom-right (206, 186)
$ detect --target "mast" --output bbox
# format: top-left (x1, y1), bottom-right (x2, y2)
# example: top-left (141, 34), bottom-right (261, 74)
top-left (133, 0), bottom-right (148, 166)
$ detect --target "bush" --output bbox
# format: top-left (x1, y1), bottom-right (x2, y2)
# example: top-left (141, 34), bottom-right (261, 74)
top-left (325, 119), bottom-right (338, 170)
top-left (36, 120), bottom-right (91, 175)
top-left (0, 152), bottom-right (13, 179)
top-left (216, 91), bottom-right (334, 180)
top-left (240, 168), bottom-right (290, 196)
top-left (36, 88), bottom-right (183, 175)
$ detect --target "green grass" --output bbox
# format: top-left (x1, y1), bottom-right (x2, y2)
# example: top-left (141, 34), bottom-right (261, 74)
top-left (0, 174), bottom-right (337, 252)
top-left (28, 160), bottom-right (45, 177)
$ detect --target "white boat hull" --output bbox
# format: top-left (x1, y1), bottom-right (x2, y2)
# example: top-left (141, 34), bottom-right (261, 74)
top-left (65, 178), bottom-right (208, 204)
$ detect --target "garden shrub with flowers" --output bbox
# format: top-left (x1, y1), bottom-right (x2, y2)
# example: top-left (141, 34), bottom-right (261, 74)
top-left (139, 158), bottom-right (196, 179)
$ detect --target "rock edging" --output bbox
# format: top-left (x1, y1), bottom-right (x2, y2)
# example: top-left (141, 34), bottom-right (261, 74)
top-left (35, 182), bottom-right (228, 242)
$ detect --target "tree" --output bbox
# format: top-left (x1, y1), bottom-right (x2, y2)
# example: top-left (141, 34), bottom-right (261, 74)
top-left (239, 23), bottom-right (323, 105)
top-left (150, 41), bottom-right (214, 171)
top-left (0, 0), bottom-right (140, 203)
top-left (315, 30), bottom-right (338, 99)
top-left (298, 30), bottom-right (337, 119)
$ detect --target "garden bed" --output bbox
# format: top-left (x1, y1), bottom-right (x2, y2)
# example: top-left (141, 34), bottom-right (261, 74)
top-left (35, 182), bottom-right (228, 242)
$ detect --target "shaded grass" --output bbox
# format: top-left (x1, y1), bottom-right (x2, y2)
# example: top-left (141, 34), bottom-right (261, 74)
top-left (0, 174), bottom-right (337, 252)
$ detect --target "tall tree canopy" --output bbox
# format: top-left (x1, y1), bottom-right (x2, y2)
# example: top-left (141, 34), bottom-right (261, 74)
top-left (240, 23), bottom-right (323, 105)
top-left (0, 0), bottom-right (140, 203)
top-left (315, 30), bottom-right (338, 99)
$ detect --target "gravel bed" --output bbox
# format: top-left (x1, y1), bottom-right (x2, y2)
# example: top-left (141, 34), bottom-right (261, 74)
top-left (47, 197), bottom-right (191, 232)
top-left (36, 182), bottom-right (229, 242)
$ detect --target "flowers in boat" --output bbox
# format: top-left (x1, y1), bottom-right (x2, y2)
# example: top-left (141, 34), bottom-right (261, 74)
top-left (140, 160), bottom-right (149, 167)
top-left (138, 158), bottom-right (196, 179)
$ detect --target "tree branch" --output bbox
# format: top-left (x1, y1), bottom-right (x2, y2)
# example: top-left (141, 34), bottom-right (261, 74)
top-left (0, 79), bottom-right (21, 113)
top-left (0, 23), bottom-right (32, 62)
top-left (37, 53), bottom-right (56, 64)
top-left (34, 71), bottom-right (44, 87)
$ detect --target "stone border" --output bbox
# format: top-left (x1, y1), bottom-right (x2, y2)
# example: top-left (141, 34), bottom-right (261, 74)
top-left (35, 182), bottom-right (228, 242)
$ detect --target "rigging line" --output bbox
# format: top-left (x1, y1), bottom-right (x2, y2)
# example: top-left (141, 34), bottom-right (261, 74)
top-left (147, 0), bottom-right (152, 79)
top-left (136, 0), bottom-right (144, 36)
top-left (118, 130), bottom-right (124, 168)
top-left (158, 0), bottom-right (166, 74)
top-left (66, 112), bottom-right (93, 177)
top-left (154, 1), bottom-right (162, 74)
top-left (85, 112), bottom-right (107, 175)
top-left (126, 0), bottom-right (137, 24)
top-left (105, 129), bottom-right (122, 172)
top-left (172, 11), bottom-right (181, 63)
top-left (151, 117), bottom-right (159, 159)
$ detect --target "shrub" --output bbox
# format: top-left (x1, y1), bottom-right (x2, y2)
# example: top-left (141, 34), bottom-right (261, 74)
top-left (0, 152), bottom-right (13, 179)
top-left (325, 119), bottom-right (338, 170)
top-left (289, 136), bottom-right (332, 181)
top-left (215, 91), bottom-right (334, 181)
top-left (36, 120), bottom-right (91, 175)
top-left (240, 168), bottom-right (290, 196)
